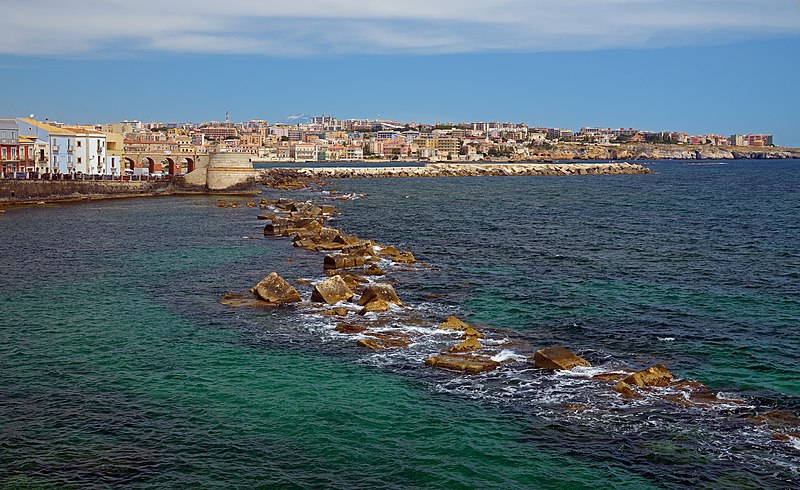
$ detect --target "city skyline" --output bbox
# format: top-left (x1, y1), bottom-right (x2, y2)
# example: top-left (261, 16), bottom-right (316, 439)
top-left (1, 1), bottom-right (799, 145)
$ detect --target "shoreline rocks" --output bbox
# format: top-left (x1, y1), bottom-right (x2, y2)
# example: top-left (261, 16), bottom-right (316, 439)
top-left (311, 276), bottom-right (354, 305)
top-left (251, 272), bottom-right (302, 304)
top-left (533, 346), bottom-right (591, 371)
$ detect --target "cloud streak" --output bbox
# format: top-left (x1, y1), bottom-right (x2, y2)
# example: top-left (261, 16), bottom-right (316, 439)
top-left (2, 0), bottom-right (799, 57)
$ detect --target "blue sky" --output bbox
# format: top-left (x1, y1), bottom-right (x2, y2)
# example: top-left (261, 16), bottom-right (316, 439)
top-left (2, 0), bottom-right (799, 145)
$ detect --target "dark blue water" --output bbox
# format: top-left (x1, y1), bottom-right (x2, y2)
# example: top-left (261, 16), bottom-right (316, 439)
top-left (1, 160), bottom-right (798, 488)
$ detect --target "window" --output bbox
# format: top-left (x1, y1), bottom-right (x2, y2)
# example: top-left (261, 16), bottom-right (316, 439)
top-left (77, 140), bottom-right (82, 147)
top-left (77, 157), bottom-right (82, 164)
top-left (1, 148), bottom-right (6, 159)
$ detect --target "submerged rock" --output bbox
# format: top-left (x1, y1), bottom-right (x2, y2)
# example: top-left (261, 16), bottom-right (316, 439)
top-left (362, 263), bottom-right (385, 276)
top-left (613, 381), bottom-right (641, 399)
top-left (335, 323), bottom-right (368, 334)
top-left (357, 331), bottom-right (412, 350)
top-left (425, 354), bottom-right (500, 374)
top-left (377, 245), bottom-right (416, 263)
top-left (310, 276), bottom-right (354, 305)
top-left (309, 307), bottom-right (350, 317)
top-left (532, 346), bottom-right (591, 371)
top-left (251, 272), bottom-right (302, 304)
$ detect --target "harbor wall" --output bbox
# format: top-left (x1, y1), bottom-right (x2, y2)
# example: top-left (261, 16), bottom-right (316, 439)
top-left (0, 180), bottom-right (176, 203)
top-left (261, 162), bottom-right (653, 180)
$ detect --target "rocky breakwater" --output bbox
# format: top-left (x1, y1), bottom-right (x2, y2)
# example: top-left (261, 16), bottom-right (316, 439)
top-left (258, 162), bottom-right (652, 181)
top-left (216, 194), bottom-right (790, 425)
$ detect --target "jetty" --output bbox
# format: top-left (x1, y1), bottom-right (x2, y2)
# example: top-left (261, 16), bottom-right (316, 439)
top-left (259, 162), bottom-right (652, 181)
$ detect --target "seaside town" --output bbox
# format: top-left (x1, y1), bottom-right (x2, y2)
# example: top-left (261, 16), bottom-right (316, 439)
top-left (0, 114), bottom-right (778, 178)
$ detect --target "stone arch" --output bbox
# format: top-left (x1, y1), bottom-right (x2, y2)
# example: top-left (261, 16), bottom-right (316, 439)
top-left (184, 157), bottom-right (196, 173)
top-left (142, 157), bottom-right (159, 175)
top-left (164, 157), bottom-right (177, 175)
top-left (123, 157), bottom-right (136, 173)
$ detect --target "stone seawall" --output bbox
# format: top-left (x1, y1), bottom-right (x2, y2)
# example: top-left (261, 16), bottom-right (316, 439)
top-left (265, 162), bottom-right (653, 180)
top-left (0, 180), bottom-right (177, 204)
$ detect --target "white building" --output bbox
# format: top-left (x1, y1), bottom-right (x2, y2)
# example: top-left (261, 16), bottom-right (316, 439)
top-left (67, 127), bottom-right (107, 174)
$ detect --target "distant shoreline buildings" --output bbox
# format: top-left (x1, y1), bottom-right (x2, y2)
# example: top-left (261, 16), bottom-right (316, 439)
top-left (0, 114), bottom-right (777, 177)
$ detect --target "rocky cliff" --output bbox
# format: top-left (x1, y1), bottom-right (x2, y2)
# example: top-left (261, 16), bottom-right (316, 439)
top-left (523, 144), bottom-right (800, 161)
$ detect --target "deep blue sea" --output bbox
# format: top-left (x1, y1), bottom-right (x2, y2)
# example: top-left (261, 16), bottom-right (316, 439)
top-left (1, 160), bottom-right (798, 488)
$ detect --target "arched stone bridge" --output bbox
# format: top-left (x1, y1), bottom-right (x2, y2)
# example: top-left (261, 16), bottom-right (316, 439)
top-left (121, 150), bottom-right (209, 176)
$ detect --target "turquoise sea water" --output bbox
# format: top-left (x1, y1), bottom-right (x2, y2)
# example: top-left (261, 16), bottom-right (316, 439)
top-left (1, 160), bottom-right (799, 488)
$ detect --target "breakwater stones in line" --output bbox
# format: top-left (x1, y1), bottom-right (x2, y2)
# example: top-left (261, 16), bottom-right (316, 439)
top-left (218, 181), bottom-right (800, 447)
top-left (257, 162), bottom-right (653, 181)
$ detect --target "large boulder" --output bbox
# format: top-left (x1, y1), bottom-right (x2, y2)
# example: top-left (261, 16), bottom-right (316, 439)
top-left (622, 364), bottom-right (673, 388)
top-left (341, 241), bottom-right (373, 256)
top-left (437, 316), bottom-right (471, 331)
top-left (324, 254), bottom-right (366, 270)
top-left (324, 272), bottom-right (368, 291)
top-left (251, 272), bottom-right (302, 304)
top-left (532, 346), bottom-right (591, 371)
top-left (318, 227), bottom-right (341, 243)
top-left (310, 276), bottom-right (354, 305)
top-left (264, 223), bottom-right (289, 236)
top-left (357, 283), bottom-right (402, 306)
top-left (425, 354), bottom-right (500, 374)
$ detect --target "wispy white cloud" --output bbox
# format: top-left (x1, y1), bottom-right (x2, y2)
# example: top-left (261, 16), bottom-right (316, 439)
top-left (2, 0), bottom-right (799, 57)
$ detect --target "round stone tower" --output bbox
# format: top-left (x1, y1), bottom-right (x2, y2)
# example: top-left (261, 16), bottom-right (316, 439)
top-left (205, 150), bottom-right (256, 191)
